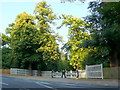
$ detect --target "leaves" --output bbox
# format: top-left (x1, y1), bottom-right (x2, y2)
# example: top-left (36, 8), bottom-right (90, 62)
top-left (60, 15), bottom-right (91, 69)
top-left (2, 1), bottom-right (60, 70)
top-left (84, 2), bottom-right (120, 67)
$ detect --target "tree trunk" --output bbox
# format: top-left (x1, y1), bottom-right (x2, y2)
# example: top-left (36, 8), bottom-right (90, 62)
top-left (110, 50), bottom-right (118, 67)
top-left (28, 62), bottom-right (32, 76)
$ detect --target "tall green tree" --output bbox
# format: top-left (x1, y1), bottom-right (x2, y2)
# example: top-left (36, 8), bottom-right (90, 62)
top-left (6, 12), bottom-right (41, 74)
top-left (34, 1), bottom-right (60, 70)
top-left (84, 2), bottom-right (120, 67)
top-left (2, 1), bottom-right (61, 72)
top-left (60, 14), bottom-right (91, 69)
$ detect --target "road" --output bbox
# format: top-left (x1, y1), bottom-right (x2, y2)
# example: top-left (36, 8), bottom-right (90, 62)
top-left (1, 75), bottom-right (119, 90)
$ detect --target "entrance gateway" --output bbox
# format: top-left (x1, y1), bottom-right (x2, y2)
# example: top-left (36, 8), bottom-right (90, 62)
top-left (86, 64), bottom-right (103, 79)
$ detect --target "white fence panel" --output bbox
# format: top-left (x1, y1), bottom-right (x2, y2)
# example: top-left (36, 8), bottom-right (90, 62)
top-left (41, 71), bottom-right (51, 77)
top-left (32, 70), bottom-right (38, 76)
top-left (78, 70), bottom-right (86, 78)
top-left (10, 68), bottom-right (18, 75)
top-left (10, 68), bottom-right (29, 75)
top-left (86, 64), bottom-right (103, 79)
top-left (53, 71), bottom-right (62, 78)
top-left (66, 71), bottom-right (77, 78)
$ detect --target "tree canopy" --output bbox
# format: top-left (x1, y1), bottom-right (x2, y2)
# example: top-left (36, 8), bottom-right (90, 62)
top-left (2, 1), bottom-right (120, 72)
top-left (84, 2), bottom-right (120, 67)
top-left (2, 1), bottom-right (62, 72)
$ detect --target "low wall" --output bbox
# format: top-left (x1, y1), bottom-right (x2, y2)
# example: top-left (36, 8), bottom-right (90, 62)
top-left (0, 69), bottom-right (10, 74)
top-left (103, 67), bottom-right (120, 79)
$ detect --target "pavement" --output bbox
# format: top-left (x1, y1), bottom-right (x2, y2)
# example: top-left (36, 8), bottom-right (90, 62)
top-left (2, 74), bottom-right (119, 87)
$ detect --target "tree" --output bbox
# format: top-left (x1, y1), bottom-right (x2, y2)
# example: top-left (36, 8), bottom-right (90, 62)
top-left (1, 33), bottom-right (15, 69)
top-left (5, 12), bottom-right (41, 74)
top-left (2, 47), bottom-right (13, 69)
top-left (84, 2), bottom-right (120, 67)
top-left (57, 51), bottom-right (73, 71)
top-left (59, 14), bottom-right (91, 69)
top-left (34, 1), bottom-right (60, 70)
top-left (2, 1), bottom-right (61, 72)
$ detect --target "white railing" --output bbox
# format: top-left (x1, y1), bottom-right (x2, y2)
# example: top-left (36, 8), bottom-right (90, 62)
top-left (86, 64), bottom-right (103, 79)
top-left (41, 71), bottom-right (51, 77)
top-left (53, 71), bottom-right (62, 78)
top-left (78, 70), bottom-right (86, 78)
top-left (10, 68), bottom-right (86, 78)
top-left (52, 70), bottom-right (86, 78)
top-left (66, 71), bottom-right (78, 78)
top-left (10, 68), bottom-right (35, 76)
top-left (10, 64), bottom-right (103, 79)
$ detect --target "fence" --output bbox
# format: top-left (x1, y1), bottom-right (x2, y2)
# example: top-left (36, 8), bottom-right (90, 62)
top-left (52, 71), bottom-right (86, 78)
top-left (10, 64), bottom-right (103, 79)
top-left (86, 64), bottom-right (103, 79)
top-left (41, 71), bottom-right (52, 77)
top-left (6, 66), bottom-right (120, 79)
top-left (10, 68), bottom-right (86, 78)
top-left (10, 68), bottom-right (30, 75)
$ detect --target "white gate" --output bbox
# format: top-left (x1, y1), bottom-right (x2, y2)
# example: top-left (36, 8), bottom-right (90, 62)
top-left (86, 64), bottom-right (103, 79)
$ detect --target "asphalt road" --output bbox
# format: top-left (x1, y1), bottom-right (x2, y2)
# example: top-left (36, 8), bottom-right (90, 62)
top-left (1, 76), bottom-right (119, 90)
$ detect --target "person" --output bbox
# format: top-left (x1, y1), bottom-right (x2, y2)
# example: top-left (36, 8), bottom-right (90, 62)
top-left (51, 70), bottom-right (54, 78)
top-left (61, 69), bottom-right (66, 78)
top-left (76, 69), bottom-right (79, 78)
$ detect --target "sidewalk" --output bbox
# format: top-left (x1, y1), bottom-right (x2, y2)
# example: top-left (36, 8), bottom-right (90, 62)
top-left (3, 74), bottom-right (119, 87)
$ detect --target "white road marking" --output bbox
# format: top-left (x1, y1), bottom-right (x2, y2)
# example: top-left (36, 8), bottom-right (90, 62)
top-left (19, 88), bottom-right (30, 90)
top-left (0, 82), bottom-right (8, 85)
top-left (65, 83), bottom-right (76, 86)
top-left (39, 82), bottom-right (51, 85)
top-left (35, 82), bottom-right (53, 89)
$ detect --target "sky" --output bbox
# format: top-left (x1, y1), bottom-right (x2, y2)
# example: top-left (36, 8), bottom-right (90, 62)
top-left (0, 0), bottom-right (90, 48)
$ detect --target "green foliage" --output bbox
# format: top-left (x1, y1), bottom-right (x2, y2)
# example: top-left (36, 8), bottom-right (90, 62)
top-left (57, 52), bottom-right (73, 71)
top-left (60, 15), bottom-right (91, 69)
top-left (82, 46), bottom-right (110, 68)
top-left (5, 12), bottom-right (40, 69)
top-left (3, 1), bottom-right (119, 71)
top-left (84, 2), bottom-right (120, 67)
top-left (1, 34), bottom-right (10, 46)
top-left (2, 1), bottom-right (61, 70)
top-left (34, 1), bottom-right (60, 70)
top-left (2, 47), bottom-right (13, 69)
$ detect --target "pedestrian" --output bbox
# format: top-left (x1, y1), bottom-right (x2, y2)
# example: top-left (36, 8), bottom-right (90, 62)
top-left (51, 70), bottom-right (54, 78)
top-left (61, 70), bottom-right (63, 78)
top-left (76, 69), bottom-right (79, 78)
top-left (61, 69), bottom-right (66, 78)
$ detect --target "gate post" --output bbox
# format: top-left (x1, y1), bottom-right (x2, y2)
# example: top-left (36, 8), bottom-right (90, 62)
top-left (101, 64), bottom-right (103, 79)
top-left (86, 65), bottom-right (88, 79)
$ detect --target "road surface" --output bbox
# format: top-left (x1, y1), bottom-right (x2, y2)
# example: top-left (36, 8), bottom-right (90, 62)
top-left (1, 75), bottom-right (119, 90)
